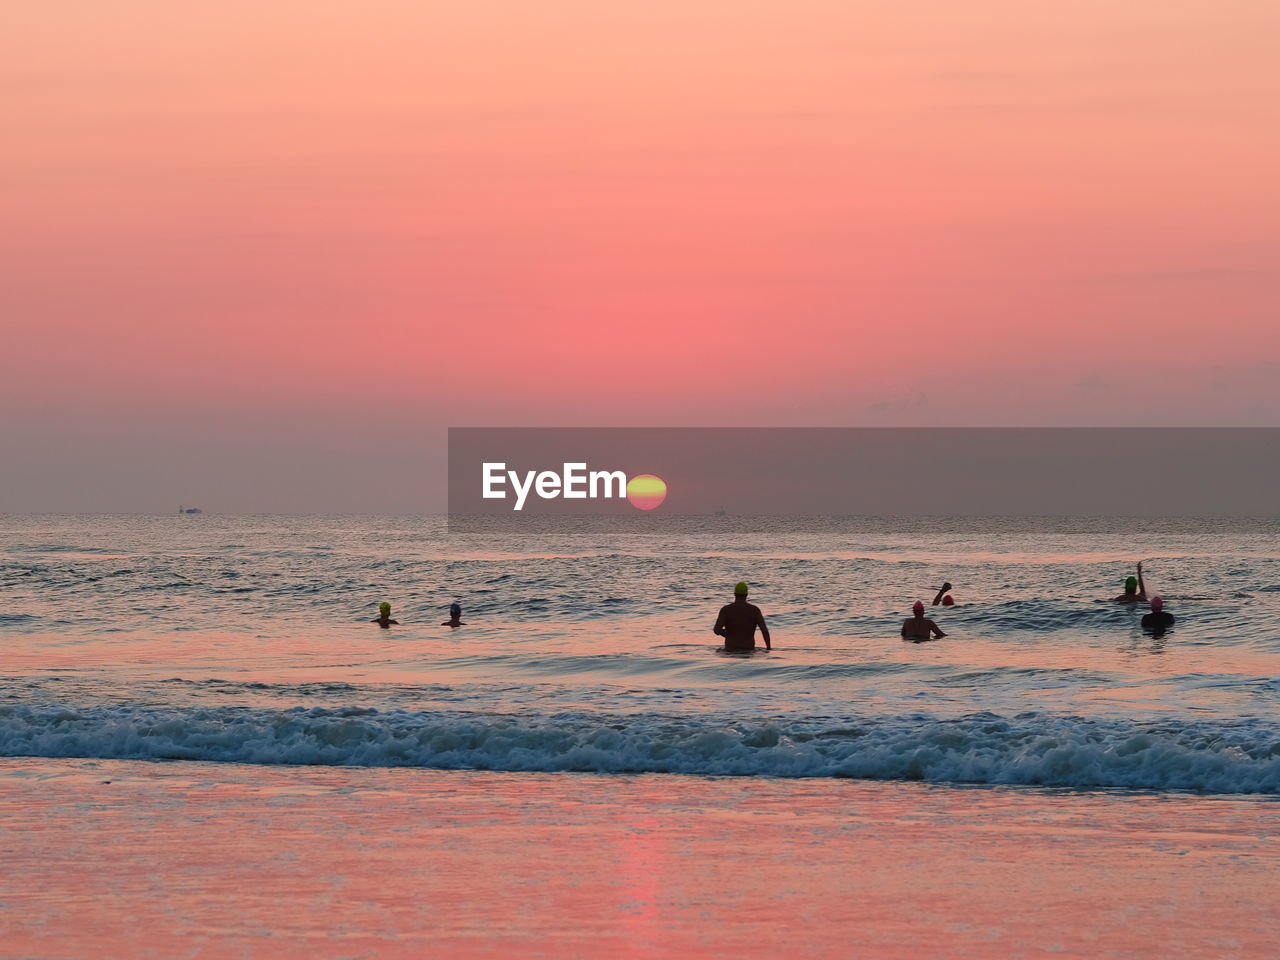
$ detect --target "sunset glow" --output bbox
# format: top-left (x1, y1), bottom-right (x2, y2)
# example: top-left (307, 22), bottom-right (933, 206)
top-left (625, 474), bottom-right (668, 511)
top-left (3, 7), bottom-right (1278, 957)
top-left (2, 0), bottom-right (1278, 512)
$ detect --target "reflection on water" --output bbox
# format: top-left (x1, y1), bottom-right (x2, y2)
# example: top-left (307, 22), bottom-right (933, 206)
top-left (2, 760), bottom-right (1278, 960)
top-left (2, 515), bottom-right (1279, 791)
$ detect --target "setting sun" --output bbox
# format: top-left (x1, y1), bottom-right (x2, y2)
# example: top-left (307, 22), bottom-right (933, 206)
top-left (626, 474), bottom-right (668, 510)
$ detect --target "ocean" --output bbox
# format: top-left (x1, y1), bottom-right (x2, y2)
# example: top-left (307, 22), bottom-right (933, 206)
top-left (2, 514), bottom-right (1278, 957)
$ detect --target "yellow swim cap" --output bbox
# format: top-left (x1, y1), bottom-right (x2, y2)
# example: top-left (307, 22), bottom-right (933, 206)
top-left (379, 602), bottom-right (391, 615)
top-left (734, 582), bottom-right (749, 596)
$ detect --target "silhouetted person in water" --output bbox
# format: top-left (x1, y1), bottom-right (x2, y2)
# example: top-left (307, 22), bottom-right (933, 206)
top-left (932, 581), bottom-right (954, 606)
top-left (714, 582), bottom-right (771, 651)
top-left (372, 601), bottom-right (399, 628)
top-left (1114, 561), bottom-right (1147, 603)
top-left (1141, 596), bottom-right (1175, 637)
top-left (902, 600), bottom-right (946, 642)
top-left (442, 602), bottom-right (464, 627)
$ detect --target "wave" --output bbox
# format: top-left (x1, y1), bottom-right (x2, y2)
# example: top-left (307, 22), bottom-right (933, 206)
top-left (3, 704), bottom-right (1277, 794)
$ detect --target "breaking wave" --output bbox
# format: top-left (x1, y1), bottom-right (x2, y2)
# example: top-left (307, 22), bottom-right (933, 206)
top-left (3, 703), bottom-right (1278, 794)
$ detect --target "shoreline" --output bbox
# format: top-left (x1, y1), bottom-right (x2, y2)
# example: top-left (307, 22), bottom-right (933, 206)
top-left (4, 758), bottom-right (1277, 958)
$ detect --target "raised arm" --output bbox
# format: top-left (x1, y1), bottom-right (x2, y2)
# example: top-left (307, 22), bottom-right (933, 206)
top-left (932, 581), bottom-right (952, 606)
top-left (1136, 561), bottom-right (1146, 598)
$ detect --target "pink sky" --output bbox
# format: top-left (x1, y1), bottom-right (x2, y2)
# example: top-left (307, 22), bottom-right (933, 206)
top-left (2, 1), bottom-right (1278, 509)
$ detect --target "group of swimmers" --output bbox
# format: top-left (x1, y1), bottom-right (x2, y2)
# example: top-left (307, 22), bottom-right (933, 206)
top-left (372, 601), bottom-right (464, 628)
top-left (370, 561), bottom-right (1177, 650)
top-left (1112, 560), bottom-right (1176, 634)
top-left (716, 562), bottom-right (1176, 651)
top-left (712, 580), bottom-right (952, 649)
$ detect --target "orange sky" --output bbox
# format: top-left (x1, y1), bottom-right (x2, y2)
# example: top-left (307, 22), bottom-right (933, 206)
top-left (2, 1), bottom-right (1278, 508)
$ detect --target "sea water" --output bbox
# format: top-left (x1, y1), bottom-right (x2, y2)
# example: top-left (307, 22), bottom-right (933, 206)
top-left (2, 515), bottom-right (1278, 957)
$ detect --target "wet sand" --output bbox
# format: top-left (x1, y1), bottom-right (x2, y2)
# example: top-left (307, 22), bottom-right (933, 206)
top-left (2, 759), bottom-right (1277, 959)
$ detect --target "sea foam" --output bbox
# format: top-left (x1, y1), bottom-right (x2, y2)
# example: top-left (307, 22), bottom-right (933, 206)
top-left (3, 703), bottom-right (1277, 794)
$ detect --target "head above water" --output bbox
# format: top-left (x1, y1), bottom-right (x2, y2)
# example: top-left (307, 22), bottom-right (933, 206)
top-left (1151, 596), bottom-right (1164, 612)
top-left (941, 595), bottom-right (955, 606)
top-left (912, 600), bottom-right (924, 615)
top-left (450, 602), bottom-right (461, 618)
top-left (379, 602), bottom-right (391, 616)
top-left (1124, 576), bottom-right (1138, 593)
top-left (734, 582), bottom-right (749, 596)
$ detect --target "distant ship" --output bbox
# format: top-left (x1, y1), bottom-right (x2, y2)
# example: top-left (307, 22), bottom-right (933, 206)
top-left (178, 505), bottom-right (203, 515)
top-left (714, 506), bottom-right (726, 517)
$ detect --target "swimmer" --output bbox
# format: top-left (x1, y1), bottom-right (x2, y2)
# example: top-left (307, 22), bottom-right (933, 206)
top-left (714, 582), bottom-right (772, 651)
top-left (1113, 561), bottom-right (1147, 604)
top-left (372, 601), bottom-right (399, 628)
top-left (932, 581), bottom-right (954, 606)
top-left (1141, 596), bottom-right (1175, 635)
top-left (902, 600), bottom-right (946, 642)
top-left (441, 602), bottom-right (465, 627)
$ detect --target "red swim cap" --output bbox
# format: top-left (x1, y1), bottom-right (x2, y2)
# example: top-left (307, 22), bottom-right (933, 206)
top-left (912, 600), bottom-right (924, 613)
top-left (1151, 596), bottom-right (1163, 612)
top-left (941, 595), bottom-right (955, 606)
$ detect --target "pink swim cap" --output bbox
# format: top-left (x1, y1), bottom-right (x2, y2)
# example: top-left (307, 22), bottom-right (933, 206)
top-left (941, 595), bottom-right (955, 606)
top-left (1151, 596), bottom-right (1163, 612)
top-left (912, 600), bottom-right (924, 613)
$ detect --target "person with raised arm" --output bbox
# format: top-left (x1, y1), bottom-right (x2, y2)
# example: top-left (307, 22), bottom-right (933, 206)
top-left (1113, 561), bottom-right (1147, 604)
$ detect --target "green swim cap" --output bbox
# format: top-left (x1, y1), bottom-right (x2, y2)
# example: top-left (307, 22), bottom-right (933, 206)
top-left (379, 602), bottom-right (391, 615)
top-left (1125, 577), bottom-right (1137, 591)
top-left (734, 581), bottom-right (749, 596)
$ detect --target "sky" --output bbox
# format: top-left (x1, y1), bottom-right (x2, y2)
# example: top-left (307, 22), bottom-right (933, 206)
top-left (3, 1), bottom-right (1278, 511)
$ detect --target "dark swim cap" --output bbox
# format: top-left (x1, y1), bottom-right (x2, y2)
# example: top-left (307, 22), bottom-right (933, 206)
top-left (450, 602), bottom-right (461, 618)
top-left (1125, 576), bottom-right (1137, 591)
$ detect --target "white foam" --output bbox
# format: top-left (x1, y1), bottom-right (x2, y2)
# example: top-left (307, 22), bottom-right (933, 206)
top-left (2, 705), bottom-right (1277, 794)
